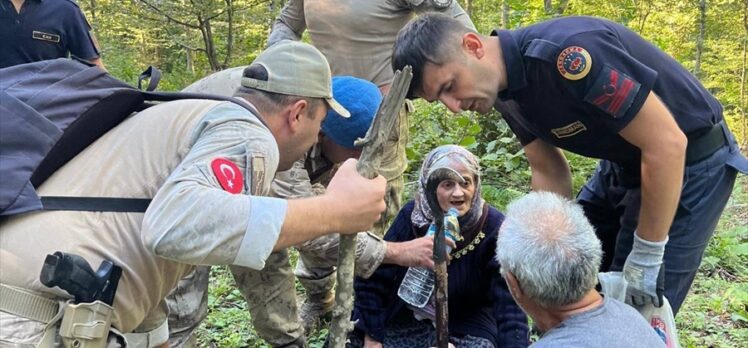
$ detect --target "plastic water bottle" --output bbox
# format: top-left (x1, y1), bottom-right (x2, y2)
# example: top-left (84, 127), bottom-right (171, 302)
top-left (398, 208), bottom-right (460, 308)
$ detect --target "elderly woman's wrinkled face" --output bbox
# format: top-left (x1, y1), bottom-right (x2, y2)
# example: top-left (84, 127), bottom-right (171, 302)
top-left (435, 164), bottom-right (476, 217)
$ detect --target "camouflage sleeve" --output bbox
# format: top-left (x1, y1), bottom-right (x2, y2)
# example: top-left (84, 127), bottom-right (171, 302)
top-left (271, 159), bottom-right (315, 199)
top-left (142, 102), bottom-right (285, 270)
top-left (267, 0), bottom-right (306, 47)
top-left (406, 0), bottom-right (476, 30)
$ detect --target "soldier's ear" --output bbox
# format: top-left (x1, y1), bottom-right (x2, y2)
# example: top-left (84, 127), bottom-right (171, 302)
top-left (286, 99), bottom-right (309, 133)
top-left (462, 32), bottom-right (485, 59)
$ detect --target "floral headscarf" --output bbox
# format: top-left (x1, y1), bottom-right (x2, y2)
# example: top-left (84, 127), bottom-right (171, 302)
top-left (411, 145), bottom-right (485, 234)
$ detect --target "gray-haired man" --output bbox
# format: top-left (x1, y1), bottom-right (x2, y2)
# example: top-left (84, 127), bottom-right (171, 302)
top-left (495, 192), bottom-right (665, 347)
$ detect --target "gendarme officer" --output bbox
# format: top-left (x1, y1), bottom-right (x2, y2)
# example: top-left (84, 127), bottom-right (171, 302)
top-left (0, 0), bottom-right (105, 69)
top-left (392, 14), bottom-right (748, 315)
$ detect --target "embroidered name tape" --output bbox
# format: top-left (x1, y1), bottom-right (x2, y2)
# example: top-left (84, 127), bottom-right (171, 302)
top-left (32, 31), bottom-right (60, 43)
top-left (551, 121), bottom-right (587, 138)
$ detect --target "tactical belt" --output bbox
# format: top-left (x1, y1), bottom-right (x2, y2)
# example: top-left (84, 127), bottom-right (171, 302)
top-left (685, 120), bottom-right (729, 165)
top-left (0, 283), bottom-right (60, 323)
top-left (0, 283), bottom-right (168, 347)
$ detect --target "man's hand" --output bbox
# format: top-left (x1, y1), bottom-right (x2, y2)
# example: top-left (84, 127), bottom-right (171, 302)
top-left (384, 236), bottom-right (456, 268)
top-left (324, 159), bottom-right (387, 234)
top-left (623, 232), bottom-right (667, 307)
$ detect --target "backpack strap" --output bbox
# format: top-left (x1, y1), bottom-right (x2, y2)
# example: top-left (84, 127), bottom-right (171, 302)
top-left (41, 197), bottom-right (151, 213)
top-left (142, 91), bottom-right (270, 129)
top-left (35, 90), bottom-right (268, 214)
top-left (138, 66), bottom-right (161, 92)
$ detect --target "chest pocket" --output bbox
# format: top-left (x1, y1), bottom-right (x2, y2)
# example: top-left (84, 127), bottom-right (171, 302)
top-left (523, 39), bottom-right (559, 63)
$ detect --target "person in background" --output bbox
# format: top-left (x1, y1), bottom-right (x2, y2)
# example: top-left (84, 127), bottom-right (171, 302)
top-left (0, 0), bottom-right (105, 69)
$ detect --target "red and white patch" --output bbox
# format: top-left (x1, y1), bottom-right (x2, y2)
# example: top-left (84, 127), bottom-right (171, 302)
top-left (211, 158), bottom-right (244, 194)
top-left (583, 65), bottom-right (641, 119)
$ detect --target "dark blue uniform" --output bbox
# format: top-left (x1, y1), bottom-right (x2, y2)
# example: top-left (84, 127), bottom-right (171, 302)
top-left (0, 0), bottom-right (99, 68)
top-left (492, 16), bottom-right (748, 314)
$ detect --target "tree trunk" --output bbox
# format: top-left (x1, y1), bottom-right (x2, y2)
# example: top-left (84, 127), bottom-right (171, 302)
top-left (544, 0), bottom-right (552, 14)
top-left (465, 0), bottom-right (473, 18)
top-left (186, 47), bottom-right (194, 75)
top-left (502, 0), bottom-right (510, 29)
top-left (555, 0), bottom-right (570, 15)
top-left (695, 0), bottom-right (706, 78)
top-left (199, 16), bottom-right (221, 72)
top-left (741, 39), bottom-right (746, 149)
top-left (222, 0), bottom-right (234, 69)
top-left (88, 0), bottom-right (97, 24)
top-left (742, 0), bottom-right (748, 149)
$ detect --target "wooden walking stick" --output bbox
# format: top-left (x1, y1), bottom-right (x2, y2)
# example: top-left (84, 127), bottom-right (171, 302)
top-left (328, 66), bottom-right (412, 348)
top-left (424, 167), bottom-right (464, 348)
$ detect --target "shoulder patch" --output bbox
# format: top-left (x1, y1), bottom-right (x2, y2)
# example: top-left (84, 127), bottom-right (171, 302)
top-left (557, 46), bottom-right (592, 80)
top-left (211, 158), bottom-right (244, 194)
top-left (584, 65), bottom-right (641, 119)
top-left (248, 155), bottom-right (266, 195)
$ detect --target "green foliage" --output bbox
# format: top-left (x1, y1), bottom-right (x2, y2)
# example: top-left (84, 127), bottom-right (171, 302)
top-left (677, 177), bottom-right (748, 347)
top-left (197, 267), bottom-right (260, 347)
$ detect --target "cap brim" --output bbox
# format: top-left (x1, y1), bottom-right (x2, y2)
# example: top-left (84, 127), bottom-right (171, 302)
top-left (326, 98), bottom-right (351, 118)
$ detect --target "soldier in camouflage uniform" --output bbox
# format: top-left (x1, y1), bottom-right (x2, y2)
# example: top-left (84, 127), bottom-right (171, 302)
top-left (0, 41), bottom-right (388, 348)
top-left (169, 74), bottom-right (439, 347)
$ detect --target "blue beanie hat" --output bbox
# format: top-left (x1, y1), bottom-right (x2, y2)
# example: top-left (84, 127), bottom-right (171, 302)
top-left (321, 76), bottom-right (382, 149)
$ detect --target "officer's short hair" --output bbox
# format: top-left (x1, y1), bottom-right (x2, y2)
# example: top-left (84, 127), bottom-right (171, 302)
top-left (496, 192), bottom-right (602, 308)
top-left (393, 13), bottom-right (473, 99)
top-left (235, 65), bottom-right (325, 118)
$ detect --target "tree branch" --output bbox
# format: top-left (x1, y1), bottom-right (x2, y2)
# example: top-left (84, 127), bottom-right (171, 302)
top-left (140, 0), bottom-right (200, 29)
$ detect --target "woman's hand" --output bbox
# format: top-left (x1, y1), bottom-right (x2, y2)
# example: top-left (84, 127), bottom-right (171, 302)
top-left (383, 235), bottom-right (456, 268)
top-left (363, 334), bottom-right (383, 348)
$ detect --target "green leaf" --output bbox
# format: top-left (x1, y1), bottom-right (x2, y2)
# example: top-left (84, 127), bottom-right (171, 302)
top-left (468, 123), bottom-right (482, 134)
top-left (728, 243), bottom-right (748, 256)
top-left (459, 136), bottom-right (477, 147)
top-left (456, 116), bottom-right (470, 127)
top-left (482, 153), bottom-right (498, 161)
top-left (731, 311), bottom-right (748, 323)
top-left (485, 140), bottom-right (498, 153)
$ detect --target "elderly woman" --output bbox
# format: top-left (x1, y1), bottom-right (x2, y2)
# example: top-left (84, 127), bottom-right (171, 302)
top-left (349, 145), bottom-right (529, 348)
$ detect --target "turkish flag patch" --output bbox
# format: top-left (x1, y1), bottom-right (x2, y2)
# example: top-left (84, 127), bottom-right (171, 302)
top-left (211, 158), bottom-right (244, 194)
top-left (584, 65), bottom-right (641, 119)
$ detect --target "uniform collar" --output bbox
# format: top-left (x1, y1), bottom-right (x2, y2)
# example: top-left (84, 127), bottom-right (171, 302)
top-left (491, 29), bottom-right (527, 98)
